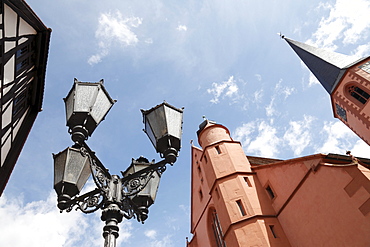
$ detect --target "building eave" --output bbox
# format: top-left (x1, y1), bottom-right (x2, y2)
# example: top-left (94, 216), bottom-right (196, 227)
top-left (251, 153), bottom-right (370, 170)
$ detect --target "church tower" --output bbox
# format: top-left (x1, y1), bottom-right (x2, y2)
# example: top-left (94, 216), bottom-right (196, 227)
top-left (284, 37), bottom-right (370, 145)
top-left (187, 120), bottom-right (290, 247)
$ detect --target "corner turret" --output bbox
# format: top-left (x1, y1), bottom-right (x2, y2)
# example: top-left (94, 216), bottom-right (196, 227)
top-left (197, 120), bottom-right (232, 149)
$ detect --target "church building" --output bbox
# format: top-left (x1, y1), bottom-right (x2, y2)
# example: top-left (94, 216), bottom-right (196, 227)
top-left (284, 37), bottom-right (370, 146)
top-left (187, 120), bottom-right (370, 247)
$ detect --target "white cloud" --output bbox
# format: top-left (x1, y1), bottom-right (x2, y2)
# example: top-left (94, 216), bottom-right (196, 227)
top-left (247, 121), bottom-right (280, 158)
top-left (253, 89), bottom-right (264, 104)
top-left (0, 190), bottom-right (132, 247)
top-left (148, 235), bottom-right (173, 247)
top-left (315, 121), bottom-right (370, 159)
top-left (316, 121), bottom-right (358, 154)
top-left (283, 115), bottom-right (314, 156)
top-left (309, 0), bottom-right (370, 49)
top-left (275, 79), bottom-right (295, 99)
top-left (207, 76), bottom-right (240, 104)
top-left (233, 120), bottom-right (280, 158)
top-left (351, 140), bottom-right (370, 158)
top-left (265, 79), bottom-right (295, 117)
top-left (265, 97), bottom-right (276, 117)
top-left (233, 122), bottom-right (255, 147)
top-left (282, 86), bottom-right (295, 99)
top-left (176, 25), bottom-right (187, 31)
top-left (0, 192), bottom-right (96, 247)
top-left (144, 229), bottom-right (174, 247)
top-left (308, 73), bottom-right (320, 87)
top-left (145, 230), bottom-right (157, 239)
top-left (353, 43), bottom-right (370, 58)
top-left (88, 11), bottom-right (142, 65)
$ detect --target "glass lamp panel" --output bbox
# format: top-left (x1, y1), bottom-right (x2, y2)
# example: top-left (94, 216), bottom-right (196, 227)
top-left (90, 87), bottom-right (114, 124)
top-left (164, 105), bottom-right (183, 139)
top-left (124, 162), bottom-right (148, 176)
top-left (74, 83), bottom-right (98, 113)
top-left (145, 119), bottom-right (156, 149)
top-left (64, 148), bottom-right (90, 193)
top-left (138, 171), bottom-right (160, 203)
top-left (64, 89), bottom-right (74, 124)
top-left (75, 155), bottom-right (91, 192)
top-left (146, 105), bottom-right (167, 141)
top-left (53, 148), bottom-right (67, 188)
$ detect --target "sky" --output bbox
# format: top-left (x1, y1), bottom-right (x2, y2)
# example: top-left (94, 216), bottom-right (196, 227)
top-left (1, 0), bottom-right (370, 246)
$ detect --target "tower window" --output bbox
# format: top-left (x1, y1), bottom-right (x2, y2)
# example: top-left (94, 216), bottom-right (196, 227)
top-left (199, 189), bottom-right (203, 200)
top-left (269, 225), bottom-right (278, 238)
top-left (335, 104), bottom-right (347, 121)
top-left (266, 185), bottom-right (275, 199)
top-left (215, 146), bottom-right (221, 154)
top-left (236, 200), bottom-right (247, 216)
top-left (215, 188), bottom-right (220, 199)
top-left (359, 61), bottom-right (370, 74)
top-left (211, 210), bottom-right (226, 247)
top-left (348, 85), bottom-right (369, 104)
top-left (203, 155), bottom-right (208, 163)
top-left (244, 177), bottom-right (252, 187)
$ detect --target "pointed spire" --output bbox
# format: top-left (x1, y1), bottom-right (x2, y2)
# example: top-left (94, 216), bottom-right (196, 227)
top-left (284, 37), bottom-right (363, 93)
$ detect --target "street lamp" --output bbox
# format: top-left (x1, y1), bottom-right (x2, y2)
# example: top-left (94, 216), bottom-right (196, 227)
top-left (142, 102), bottom-right (183, 164)
top-left (64, 78), bottom-right (116, 144)
top-left (53, 79), bottom-right (183, 247)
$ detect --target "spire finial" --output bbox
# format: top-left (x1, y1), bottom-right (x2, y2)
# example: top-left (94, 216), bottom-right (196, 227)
top-left (277, 32), bottom-right (285, 39)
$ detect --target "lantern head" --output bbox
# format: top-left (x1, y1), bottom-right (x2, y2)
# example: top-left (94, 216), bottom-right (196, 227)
top-left (64, 79), bottom-right (115, 144)
top-left (141, 102), bottom-right (183, 163)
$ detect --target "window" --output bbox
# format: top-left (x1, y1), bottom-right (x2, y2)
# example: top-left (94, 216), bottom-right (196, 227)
top-left (266, 185), bottom-right (275, 199)
top-left (236, 200), bottom-right (247, 216)
top-left (215, 188), bottom-right (220, 199)
top-left (244, 177), bottom-right (252, 187)
top-left (16, 45), bottom-right (29, 58)
top-left (215, 146), bottom-right (221, 154)
top-left (359, 61), bottom-right (370, 74)
top-left (16, 58), bottom-right (29, 71)
top-left (348, 85), bottom-right (370, 104)
top-left (269, 225), bottom-right (278, 238)
top-left (13, 90), bottom-right (28, 116)
top-left (211, 210), bottom-right (226, 247)
top-left (335, 103), bottom-right (347, 121)
top-left (204, 155), bottom-right (208, 163)
top-left (199, 189), bottom-right (203, 200)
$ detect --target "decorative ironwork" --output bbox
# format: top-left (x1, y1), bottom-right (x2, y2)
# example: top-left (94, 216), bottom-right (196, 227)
top-left (66, 189), bottom-right (105, 214)
top-left (58, 143), bottom-right (172, 222)
top-left (53, 88), bottom-right (183, 247)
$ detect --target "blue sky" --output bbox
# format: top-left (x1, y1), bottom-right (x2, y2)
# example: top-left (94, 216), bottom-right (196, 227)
top-left (1, 0), bottom-right (370, 246)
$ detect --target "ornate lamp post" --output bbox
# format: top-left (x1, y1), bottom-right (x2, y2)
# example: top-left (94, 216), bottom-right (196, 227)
top-left (53, 79), bottom-right (183, 247)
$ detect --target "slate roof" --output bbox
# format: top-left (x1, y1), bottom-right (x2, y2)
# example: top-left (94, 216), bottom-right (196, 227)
top-left (285, 38), bottom-right (367, 94)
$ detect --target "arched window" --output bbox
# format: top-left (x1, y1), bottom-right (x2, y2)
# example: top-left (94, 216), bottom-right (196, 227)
top-left (208, 208), bottom-right (227, 247)
top-left (348, 85), bottom-right (370, 104)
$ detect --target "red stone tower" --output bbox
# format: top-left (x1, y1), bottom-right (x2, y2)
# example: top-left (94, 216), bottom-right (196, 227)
top-left (285, 38), bottom-right (370, 145)
top-left (187, 119), bottom-right (370, 246)
top-left (188, 120), bottom-right (290, 247)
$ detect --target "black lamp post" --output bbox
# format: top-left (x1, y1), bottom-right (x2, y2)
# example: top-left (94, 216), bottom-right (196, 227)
top-left (53, 79), bottom-right (183, 247)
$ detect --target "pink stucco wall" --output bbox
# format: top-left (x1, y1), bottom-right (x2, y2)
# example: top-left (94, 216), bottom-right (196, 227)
top-left (189, 121), bottom-right (370, 247)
